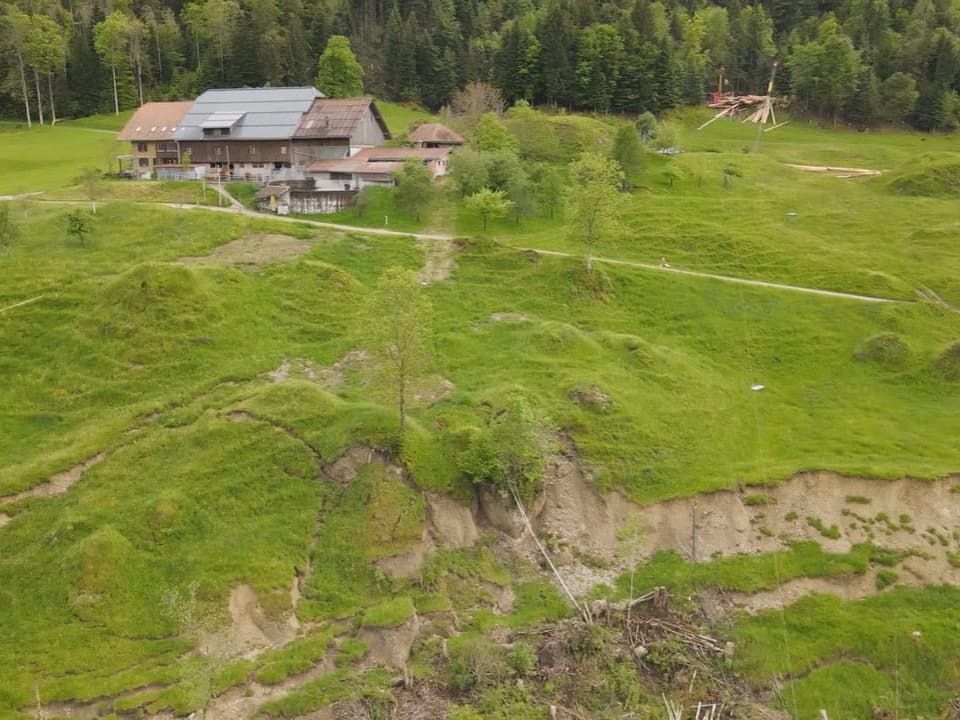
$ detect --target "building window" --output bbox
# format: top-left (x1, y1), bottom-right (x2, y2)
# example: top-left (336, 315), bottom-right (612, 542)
top-left (280, 146), bottom-right (287, 155)
top-left (252, 162), bottom-right (264, 168)
top-left (138, 158), bottom-right (149, 167)
top-left (215, 147), bottom-right (221, 156)
top-left (237, 162), bottom-right (246, 169)
top-left (136, 143), bottom-right (147, 152)
top-left (249, 145), bottom-right (256, 155)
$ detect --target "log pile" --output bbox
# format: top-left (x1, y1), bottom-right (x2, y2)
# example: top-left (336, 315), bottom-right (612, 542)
top-left (698, 94), bottom-right (779, 130)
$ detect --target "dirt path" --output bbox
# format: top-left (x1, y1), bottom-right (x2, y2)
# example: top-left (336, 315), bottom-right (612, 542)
top-left (0, 452), bottom-right (105, 507)
top-left (23, 190), bottom-right (908, 303)
top-left (417, 237), bottom-right (457, 284)
top-left (528, 248), bottom-right (901, 303)
top-left (170, 203), bottom-right (905, 303)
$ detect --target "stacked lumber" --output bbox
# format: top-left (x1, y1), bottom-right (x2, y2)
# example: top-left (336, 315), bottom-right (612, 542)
top-left (698, 93), bottom-right (778, 130)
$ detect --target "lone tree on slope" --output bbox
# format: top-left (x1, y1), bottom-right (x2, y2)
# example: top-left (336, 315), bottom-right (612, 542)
top-left (363, 267), bottom-right (433, 438)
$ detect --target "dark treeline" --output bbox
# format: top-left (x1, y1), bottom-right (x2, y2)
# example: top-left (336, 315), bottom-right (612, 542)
top-left (3, 0), bottom-right (960, 130)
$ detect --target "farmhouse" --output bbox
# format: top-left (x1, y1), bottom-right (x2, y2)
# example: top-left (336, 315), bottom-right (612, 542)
top-left (117, 101), bottom-right (192, 178)
top-left (173, 86), bottom-right (321, 181)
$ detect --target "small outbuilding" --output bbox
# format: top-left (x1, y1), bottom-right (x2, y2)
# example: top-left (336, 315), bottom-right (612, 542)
top-left (408, 123), bottom-right (466, 149)
top-left (254, 184), bottom-right (291, 215)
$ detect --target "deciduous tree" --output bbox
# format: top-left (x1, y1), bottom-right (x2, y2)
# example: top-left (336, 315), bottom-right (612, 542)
top-left (66, 209), bottom-right (93, 245)
top-left (393, 157), bottom-right (433, 221)
top-left (94, 11), bottom-right (130, 115)
top-left (363, 267), bottom-right (433, 438)
top-left (566, 153), bottom-right (623, 273)
top-left (1, 5), bottom-right (34, 127)
top-left (464, 188), bottom-right (511, 230)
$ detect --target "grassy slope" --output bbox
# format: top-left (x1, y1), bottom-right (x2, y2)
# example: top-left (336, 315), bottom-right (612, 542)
top-left (0, 124), bottom-right (124, 194)
top-left (2, 117), bottom-right (960, 717)
top-left (376, 100), bottom-right (438, 138)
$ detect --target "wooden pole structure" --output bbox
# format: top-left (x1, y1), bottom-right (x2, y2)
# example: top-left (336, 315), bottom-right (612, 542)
top-left (753, 61), bottom-right (779, 153)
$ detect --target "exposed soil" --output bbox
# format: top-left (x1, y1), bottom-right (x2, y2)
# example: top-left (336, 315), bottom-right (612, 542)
top-left (417, 237), bottom-right (457, 284)
top-left (0, 452), bottom-right (105, 507)
top-left (374, 528), bottom-right (433, 580)
top-left (203, 652), bottom-right (336, 720)
top-left (267, 351), bottom-right (371, 388)
top-left (204, 584), bottom-right (299, 660)
top-left (178, 233), bottom-right (313, 270)
top-left (425, 492), bottom-right (479, 548)
top-left (357, 614), bottom-right (421, 671)
top-left (0, 513), bottom-right (9, 528)
top-left (512, 462), bottom-right (960, 604)
top-left (410, 374), bottom-right (455, 406)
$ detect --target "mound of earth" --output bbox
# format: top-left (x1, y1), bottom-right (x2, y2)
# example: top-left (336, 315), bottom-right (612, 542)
top-left (854, 332), bottom-right (910, 370)
top-left (936, 341), bottom-right (960, 381)
top-left (98, 262), bottom-right (221, 331)
top-left (886, 154), bottom-right (960, 198)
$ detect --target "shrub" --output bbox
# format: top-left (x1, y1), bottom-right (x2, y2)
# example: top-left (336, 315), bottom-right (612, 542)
top-left (744, 494), bottom-right (776, 506)
top-left (507, 642), bottom-right (536, 677)
top-left (875, 570), bottom-right (898, 590)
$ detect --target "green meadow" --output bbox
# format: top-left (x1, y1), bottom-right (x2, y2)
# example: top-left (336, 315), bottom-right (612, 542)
top-left (2, 111), bottom-right (960, 718)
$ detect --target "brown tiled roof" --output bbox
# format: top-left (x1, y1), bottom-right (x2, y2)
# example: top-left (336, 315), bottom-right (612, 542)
top-left (119, 101), bottom-right (193, 140)
top-left (409, 123), bottom-right (465, 145)
top-left (306, 146), bottom-right (448, 175)
top-left (293, 98), bottom-right (391, 140)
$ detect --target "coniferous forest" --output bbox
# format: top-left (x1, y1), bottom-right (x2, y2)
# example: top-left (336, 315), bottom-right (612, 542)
top-left (2, 1), bottom-right (960, 130)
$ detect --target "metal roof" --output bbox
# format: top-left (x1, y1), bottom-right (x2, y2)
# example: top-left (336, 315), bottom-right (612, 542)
top-left (200, 111), bottom-right (245, 129)
top-left (293, 98), bottom-right (391, 140)
top-left (175, 87), bottom-right (322, 141)
top-left (118, 101), bottom-right (193, 141)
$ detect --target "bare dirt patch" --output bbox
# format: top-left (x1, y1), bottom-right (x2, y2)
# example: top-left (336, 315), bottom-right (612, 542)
top-left (425, 492), bottom-right (479, 548)
top-left (0, 513), bottom-right (9, 528)
top-left (178, 233), bottom-right (313, 270)
top-left (417, 238), bottom-right (457, 284)
top-left (357, 614), bottom-right (421, 671)
top-left (267, 351), bottom-right (372, 388)
top-left (203, 651), bottom-right (336, 720)
top-left (0, 452), bottom-right (105, 507)
top-left (202, 584), bottom-right (299, 661)
top-left (410, 374), bottom-right (455, 406)
top-left (374, 529), bottom-right (433, 580)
